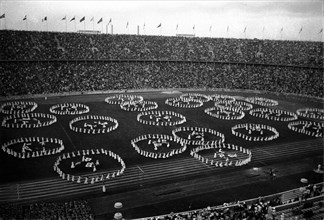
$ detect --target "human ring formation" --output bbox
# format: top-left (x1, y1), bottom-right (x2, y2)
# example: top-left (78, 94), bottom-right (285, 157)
top-left (69, 115), bottom-right (119, 134)
top-left (245, 97), bottom-right (278, 106)
top-left (0, 101), bottom-right (38, 114)
top-left (131, 134), bottom-right (187, 159)
top-left (49, 103), bottom-right (90, 115)
top-left (1, 137), bottom-right (64, 159)
top-left (231, 123), bottom-right (280, 141)
top-left (1, 113), bottom-right (57, 128)
top-left (54, 148), bottom-right (126, 184)
top-left (249, 108), bottom-right (298, 121)
top-left (205, 106), bottom-right (245, 120)
top-left (288, 121), bottom-right (323, 137)
top-left (296, 108), bottom-right (324, 121)
top-left (190, 143), bottom-right (252, 167)
top-left (137, 110), bottom-right (186, 126)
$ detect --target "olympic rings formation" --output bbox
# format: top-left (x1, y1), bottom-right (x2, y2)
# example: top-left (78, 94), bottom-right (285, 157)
top-left (296, 108), bottom-right (324, 121)
top-left (120, 100), bottom-right (158, 111)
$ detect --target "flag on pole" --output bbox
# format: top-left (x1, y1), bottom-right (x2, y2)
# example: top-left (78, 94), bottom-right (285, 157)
top-left (80, 16), bottom-right (85, 22)
top-left (209, 25), bottom-right (212, 32)
top-left (90, 17), bottom-right (94, 22)
top-left (42, 16), bottom-right (47, 22)
top-left (176, 24), bottom-right (178, 30)
top-left (319, 28), bottom-right (323, 34)
top-left (227, 26), bottom-right (229, 32)
top-left (97, 18), bottom-right (103, 24)
top-left (0, 13), bottom-right (5, 19)
top-left (62, 16), bottom-right (66, 20)
top-left (280, 27), bottom-right (283, 32)
top-left (23, 15), bottom-right (27, 20)
top-left (70, 16), bottom-right (75, 22)
top-left (299, 27), bottom-right (303, 34)
top-left (108, 18), bottom-right (112, 25)
top-left (243, 26), bottom-right (247, 33)
top-left (157, 23), bottom-right (161, 28)
top-left (193, 25), bottom-right (195, 30)
top-left (126, 21), bottom-right (129, 28)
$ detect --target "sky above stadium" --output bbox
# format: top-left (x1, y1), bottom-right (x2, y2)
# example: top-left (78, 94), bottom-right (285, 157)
top-left (0, 0), bottom-right (323, 41)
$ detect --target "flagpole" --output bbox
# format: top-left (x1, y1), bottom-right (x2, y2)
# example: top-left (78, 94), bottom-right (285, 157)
top-left (93, 18), bottom-right (94, 31)
top-left (101, 22), bottom-right (103, 33)
top-left (65, 19), bottom-right (67, 32)
top-left (47, 20), bottom-right (48, 32)
top-left (74, 20), bottom-right (76, 32)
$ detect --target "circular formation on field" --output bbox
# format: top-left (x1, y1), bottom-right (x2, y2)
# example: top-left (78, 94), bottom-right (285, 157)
top-left (249, 108), bottom-right (298, 121)
top-left (137, 111), bottom-right (186, 126)
top-left (69, 115), bottom-right (118, 134)
top-left (165, 97), bottom-right (203, 108)
top-left (205, 106), bottom-right (245, 120)
top-left (296, 108), bottom-right (324, 121)
top-left (232, 123), bottom-right (280, 141)
top-left (1, 137), bottom-right (64, 159)
top-left (1, 113), bottom-right (57, 128)
top-left (54, 149), bottom-right (126, 184)
top-left (131, 134), bottom-right (187, 159)
top-left (0, 101), bottom-right (38, 114)
top-left (190, 143), bottom-right (252, 167)
top-left (120, 100), bottom-right (158, 111)
top-left (288, 121), bottom-right (323, 137)
top-left (245, 97), bottom-right (278, 106)
top-left (105, 94), bottom-right (144, 105)
top-left (49, 103), bottom-right (90, 115)
top-left (210, 94), bottom-right (236, 103)
top-left (180, 93), bottom-right (210, 102)
top-left (172, 127), bottom-right (225, 145)
top-left (214, 100), bottom-right (253, 111)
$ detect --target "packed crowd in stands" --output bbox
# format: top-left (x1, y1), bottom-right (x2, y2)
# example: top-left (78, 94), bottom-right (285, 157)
top-left (0, 62), bottom-right (323, 97)
top-left (0, 200), bottom-right (94, 220)
top-left (0, 30), bottom-right (323, 67)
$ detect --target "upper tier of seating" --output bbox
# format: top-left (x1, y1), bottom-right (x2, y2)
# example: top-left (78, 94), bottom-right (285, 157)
top-left (0, 30), bottom-right (323, 67)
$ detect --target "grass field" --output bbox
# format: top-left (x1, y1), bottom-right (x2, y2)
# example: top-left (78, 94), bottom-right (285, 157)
top-left (0, 90), bottom-right (322, 185)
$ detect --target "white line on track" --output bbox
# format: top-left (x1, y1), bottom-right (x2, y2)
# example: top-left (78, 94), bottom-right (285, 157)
top-left (137, 166), bottom-right (145, 173)
top-left (58, 121), bottom-right (77, 151)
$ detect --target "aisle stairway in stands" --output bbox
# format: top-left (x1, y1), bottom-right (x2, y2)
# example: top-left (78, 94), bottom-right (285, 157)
top-left (0, 138), bottom-right (322, 203)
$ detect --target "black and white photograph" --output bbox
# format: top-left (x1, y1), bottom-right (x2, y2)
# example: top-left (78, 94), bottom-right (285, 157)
top-left (0, 0), bottom-right (323, 219)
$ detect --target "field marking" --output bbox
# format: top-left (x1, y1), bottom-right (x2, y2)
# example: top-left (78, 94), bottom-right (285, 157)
top-left (58, 121), bottom-right (77, 151)
top-left (137, 166), bottom-right (145, 173)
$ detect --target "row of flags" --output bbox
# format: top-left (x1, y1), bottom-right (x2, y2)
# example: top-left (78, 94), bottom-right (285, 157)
top-left (0, 13), bottom-right (323, 34)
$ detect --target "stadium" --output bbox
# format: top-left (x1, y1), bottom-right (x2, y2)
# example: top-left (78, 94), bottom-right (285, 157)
top-left (0, 1), bottom-right (324, 220)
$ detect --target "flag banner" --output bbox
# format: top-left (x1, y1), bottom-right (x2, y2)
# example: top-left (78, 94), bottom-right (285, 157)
top-left (90, 17), bottom-right (94, 22)
top-left (299, 27), bottom-right (303, 33)
top-left (193, 25), bottom-right (195, 30)
top-left (42, 16), bottom-right (47, 22)
top-left (280, 27), bottom-right (284, 32)
top-left (0, 13), bottom-right (5, 19)
top-left (244, 26), bottom-right (247, 33)
top-left (319, 28), bottom-right (323, 34)
top-left (157, 23), bottom-right (161, 28)
top-left (108, 18), bottom-right (112, 25)
top-left (62, 16), bottom-right (66, 20)
top-left (80, 16), bottom-right (85, 22)
top-left (70, 16), bottom-right (75, 22)
top-left (23, 15), bottom-right (27, 20)
top-left (97, 17), bottom-right (103, 24)
top-left (126, 21), bottom-right (129, 28)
